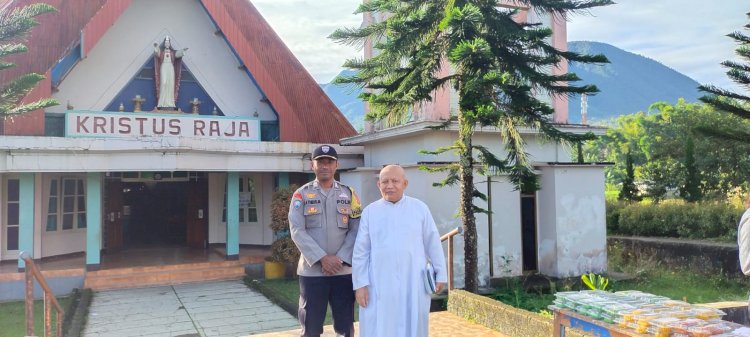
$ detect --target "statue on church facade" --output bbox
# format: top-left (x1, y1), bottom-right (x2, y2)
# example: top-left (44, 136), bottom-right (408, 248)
top-left (153, 36), bottom-right (187, 109)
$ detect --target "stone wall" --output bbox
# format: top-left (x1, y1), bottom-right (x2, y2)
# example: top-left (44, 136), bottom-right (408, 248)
top-left (608, 236), bottom-right (741, 276)
top-left (447, 289), bottom-right (590, 337)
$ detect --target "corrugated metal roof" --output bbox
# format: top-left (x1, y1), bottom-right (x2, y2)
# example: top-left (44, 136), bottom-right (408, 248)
top-left (0, 0), bottom-right (109, 85)
top-left (0, 0), bottom-right (110, 134)
top-left (200, 0), bottom-right (357, 143)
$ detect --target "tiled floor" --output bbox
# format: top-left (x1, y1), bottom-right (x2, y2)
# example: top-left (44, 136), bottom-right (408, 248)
top-left (0, 245), bottom-right (270, 275)
top-left (83, 280), bottom-right (297, 337)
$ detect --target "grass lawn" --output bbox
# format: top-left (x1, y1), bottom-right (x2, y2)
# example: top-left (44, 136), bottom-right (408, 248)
top-left (606, 243), bottom-right (748, 304)
top-left (0, 297), bottom-right (70, 337)
top-left (490, 245), bottom-right (749, 315)
top-left (250, 243), bottom-right (749, 319)
top-left (246, 277), bottom-right (359, 325)
top-left (610, 268), bottom-right (748, 304)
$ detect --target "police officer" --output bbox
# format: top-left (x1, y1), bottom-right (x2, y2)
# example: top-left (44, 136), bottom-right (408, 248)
top-left (289, 144), bottom-right (361, 337)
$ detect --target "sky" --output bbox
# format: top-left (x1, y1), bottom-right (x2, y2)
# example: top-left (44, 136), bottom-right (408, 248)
top-left (252, 1), bottom-right (748, 91)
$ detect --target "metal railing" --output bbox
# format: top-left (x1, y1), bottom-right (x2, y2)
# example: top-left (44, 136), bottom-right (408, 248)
top-left (19, 251), bottom-right (64, 337)
top-left (440, 226), bottom-right (463, 290)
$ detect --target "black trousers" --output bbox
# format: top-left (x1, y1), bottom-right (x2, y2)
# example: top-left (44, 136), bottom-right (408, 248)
top-left (298, 274), bottom-right (355, 337)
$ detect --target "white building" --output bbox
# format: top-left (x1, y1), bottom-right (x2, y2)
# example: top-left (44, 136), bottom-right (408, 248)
top-left (340, 1), bottom-right (608, 287)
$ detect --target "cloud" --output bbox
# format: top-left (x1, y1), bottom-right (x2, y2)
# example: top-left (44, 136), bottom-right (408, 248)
top-left (255, 0), bottom-right (748, 91)
top-left (253, 0), bottom-right (362, 83)
top-left (567, 0), bottom-right (747, 90)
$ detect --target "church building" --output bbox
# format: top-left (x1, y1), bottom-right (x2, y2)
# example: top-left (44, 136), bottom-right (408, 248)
top-left (0, 0), bottom-right (359, 292)
top-left (0, 0), bottom-right (609, 297)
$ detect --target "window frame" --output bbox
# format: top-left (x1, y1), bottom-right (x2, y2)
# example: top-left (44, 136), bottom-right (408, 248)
top-left (3, 176), bottom-right (20, 253)
top-left (44, 175), bottom-right (87, 232)
top-left (222, 174), bottom-right (261, 226)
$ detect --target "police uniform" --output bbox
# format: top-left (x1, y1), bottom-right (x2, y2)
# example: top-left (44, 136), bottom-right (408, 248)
top-left (288, 146), bottom-right (361, 337)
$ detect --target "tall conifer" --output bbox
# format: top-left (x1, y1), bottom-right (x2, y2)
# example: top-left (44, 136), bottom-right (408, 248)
top-left (0, 3), bottom-right (57, 115)
top-left (699, 12), bottom-right (750, 141)
top-left (332, 0), bottom-right (611, 292)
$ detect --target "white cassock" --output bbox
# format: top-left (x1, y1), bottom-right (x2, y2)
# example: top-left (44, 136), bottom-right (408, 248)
top-left (738, 208), bottom-right (750, 275)
top-left (353, 195), bottom-right (447, 337)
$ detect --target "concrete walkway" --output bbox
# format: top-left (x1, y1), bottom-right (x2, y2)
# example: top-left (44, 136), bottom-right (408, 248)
top-left (251, 311), bottom-right (506, 337)
top-left (83, 279), bottom-right (506, 337)
top-left (83, 280), bottom-right (298, 337)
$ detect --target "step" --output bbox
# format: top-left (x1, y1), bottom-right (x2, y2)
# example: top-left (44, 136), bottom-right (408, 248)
top-left (0, 268), bottom-right (84, 282)
top-left (85, 262), bottom-right (247, 290)
top-left (90, 259), bottom-right (243, 277)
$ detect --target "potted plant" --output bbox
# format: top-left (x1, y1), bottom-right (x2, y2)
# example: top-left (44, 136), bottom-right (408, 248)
top-left (265, 184), bottom-right (300, 279)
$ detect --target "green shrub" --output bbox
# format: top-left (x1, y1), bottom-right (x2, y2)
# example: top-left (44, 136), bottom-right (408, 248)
top-left (607, 200), bottom-right (742, 240)
top-left (270, 185), bottom-right (299, 233)
top-left (269, 236), bottom-right (300, 263)
top-left (606, 201), bottom-right (626, 233)
top-left (269, 185), bottom-right (300, 263)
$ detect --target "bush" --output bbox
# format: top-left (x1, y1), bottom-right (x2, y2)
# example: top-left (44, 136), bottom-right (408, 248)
top-left (268, 185), bottom-right (300, 263)
top-left (608, 200), bottom-right (743, 240)
top-left (269, 236), bottom-right (300, 263)
top-left (270, 185), bottom-right (299, 233)
top-left (606, 201), bottom-right (627, 233)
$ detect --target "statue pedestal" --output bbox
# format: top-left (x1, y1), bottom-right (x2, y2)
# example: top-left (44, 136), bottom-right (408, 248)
top-left (153, 108), bottom-right (182, 114)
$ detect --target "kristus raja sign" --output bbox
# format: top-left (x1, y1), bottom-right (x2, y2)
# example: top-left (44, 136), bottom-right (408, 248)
top-left (65, 110), bottom-right (260, 141)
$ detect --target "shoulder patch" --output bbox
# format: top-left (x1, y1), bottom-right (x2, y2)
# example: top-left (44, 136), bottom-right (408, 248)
top-left (348, 186), bottom-right (362, 219)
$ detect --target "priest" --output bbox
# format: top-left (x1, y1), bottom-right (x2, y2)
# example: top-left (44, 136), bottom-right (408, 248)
top-left (352, 164), bottom-right (447, 337)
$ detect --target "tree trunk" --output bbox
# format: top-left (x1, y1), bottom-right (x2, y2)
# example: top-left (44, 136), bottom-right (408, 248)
top-left (458, 113), bottom-right (478, 293)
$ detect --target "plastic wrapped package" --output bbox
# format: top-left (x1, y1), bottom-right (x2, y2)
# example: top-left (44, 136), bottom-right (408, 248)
top-left (661, 300), bottom-right (691, 308)
top-left (688, 323), bottom-right (737, 337)
top-left (633, 312), bottom-right (662, 333)
top-left (690, 307), bottom-right (727, 320)
top-left (613, 317), bottom-right (639, 330)
top-left (600, 303), bottom-right (635, 324)
top-left (646, 317), bottom-right (681, 337)
top-left (618, 308), bottom-right (651, 327)
top-left (574, 297), bottom-right (598, 314)
top-left (668, 318), bottom-right (711, 336)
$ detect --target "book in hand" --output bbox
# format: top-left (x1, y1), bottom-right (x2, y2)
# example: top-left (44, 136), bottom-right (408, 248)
top-left (423, 262), bottom-right (437, 294)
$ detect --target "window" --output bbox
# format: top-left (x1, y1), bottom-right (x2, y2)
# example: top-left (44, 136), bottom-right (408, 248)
top-left (46, 177), bottom-right (86, 231)
top-left (223, 175), bottom-right (258, 224)
top-left (5, 179), bottom-right (19, 250)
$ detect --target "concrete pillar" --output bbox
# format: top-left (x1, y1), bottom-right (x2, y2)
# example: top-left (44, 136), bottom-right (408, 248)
top-left (226, 172), bottom-right (239, 260)
top-left (536, 165), bottom-right (607, 277)
top-left (278, 172), bottom-right (289, 188)
top-left (17, 173), bottom-right (34, 271)
top-left (86, 172), bottom-right (102, 271)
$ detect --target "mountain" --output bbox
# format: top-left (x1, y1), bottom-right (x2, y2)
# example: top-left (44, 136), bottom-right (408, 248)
top-left (567, 41), bottom-right (702, 123)
top-left (319, 41), bottom-right (703, 128)
top-left (320, 69), bottom-right (365, 131)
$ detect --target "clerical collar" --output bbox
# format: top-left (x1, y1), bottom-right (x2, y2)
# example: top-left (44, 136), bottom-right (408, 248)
top-left (385, 195), bottom-right (406, 204)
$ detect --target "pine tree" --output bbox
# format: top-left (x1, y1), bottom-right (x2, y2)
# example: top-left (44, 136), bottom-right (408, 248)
top-left (0, 3), bottom-right (58, 115)
top-left (332, 0), bottom-right (611, 292)
top-left (679, 136), bottom-right (702, 202)
top-left (619, 150), bottom-right (639, 201)
top-left (698, 12), bottom-right (750, 141)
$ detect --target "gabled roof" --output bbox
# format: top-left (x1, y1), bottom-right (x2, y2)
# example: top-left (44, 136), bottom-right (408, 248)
top-left (2, 0), bottom-right (356, 143)
top-left (0, 0), bottom-right (111, 85)
top-left (200, 1), bottom-right (356, 143)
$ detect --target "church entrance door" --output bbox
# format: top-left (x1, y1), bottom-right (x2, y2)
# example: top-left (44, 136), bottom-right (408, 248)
top-left (186, 178), bottom-right (208, 249)
top-left (122, 181), bottom-right (188, 247)
top-left (104, 180), bottom-right (124, 252)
